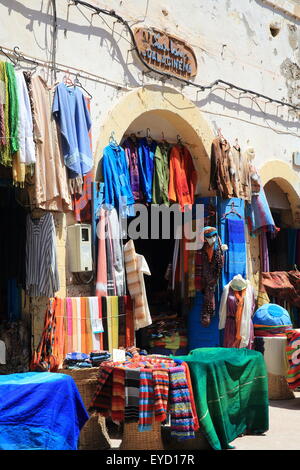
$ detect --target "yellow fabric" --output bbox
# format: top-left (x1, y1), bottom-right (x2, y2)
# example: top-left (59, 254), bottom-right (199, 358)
top-left (111, 296), bottom-right (119, 350)
top-left (164, 332), bottom-right (181, 350)
top-left (0, 62), bottom-right (11, 166)
top-left (12, 151), bottom-right (26, 186)
top-left (106, 296), bottom-right (113, 353)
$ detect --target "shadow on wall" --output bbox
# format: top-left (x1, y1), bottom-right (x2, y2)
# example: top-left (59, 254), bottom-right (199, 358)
top-left (1, 0), bottom-right (141, 87)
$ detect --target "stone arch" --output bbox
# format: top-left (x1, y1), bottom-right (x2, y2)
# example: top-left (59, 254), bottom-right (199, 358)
top-left (260, 160), bottom-right (300, 227)
top-left (94, 85), bottom-right (215, 190)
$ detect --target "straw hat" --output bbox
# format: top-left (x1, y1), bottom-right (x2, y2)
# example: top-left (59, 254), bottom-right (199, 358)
top-left (230, 274), bottom-right (248, 291)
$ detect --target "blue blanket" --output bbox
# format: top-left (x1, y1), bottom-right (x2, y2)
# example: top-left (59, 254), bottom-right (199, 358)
top-left (223, 218), bottom-right (246, 285)
top-left (0, 372), bottom-right (89, 450)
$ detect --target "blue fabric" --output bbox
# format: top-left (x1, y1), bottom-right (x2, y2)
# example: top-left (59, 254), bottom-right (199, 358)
top-left (7, 279), bottom-right (21, 321)
top-left (247, 187), bottom-right (276, 236)
top-left (53, 83), bottom-right (92, 178)
top-left (0, 372), bottom-right (89, 450)
top-left (287, 228), bottom-right (297, 268)
top-left (188, 292), bottom-right (220, 351)
top-left (137, 138), bottom-right (157, 203)
top-left (102, 143), bottom-right (135, 217)
top-left (223, 218), bottom-right (246, 285)
top-left (253, 303), bottom-right (292, 327)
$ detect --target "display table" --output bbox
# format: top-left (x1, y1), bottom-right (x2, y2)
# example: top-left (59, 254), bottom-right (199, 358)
top-left (0, 372), bottom-right (89, 450)
top-left (174, 348), bottom-right (269, 450)
top-left (254, 336), bottom-right (295, 400)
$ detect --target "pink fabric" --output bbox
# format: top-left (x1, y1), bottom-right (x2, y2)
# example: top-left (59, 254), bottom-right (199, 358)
top-left (96, 208), bottom-right (107, 296)
top-left (66, 297), bottom-right (73, 353)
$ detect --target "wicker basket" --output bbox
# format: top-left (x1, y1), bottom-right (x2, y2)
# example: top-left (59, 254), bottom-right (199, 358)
top-left (268, 372), bottom-right (295, 400)
top-left (120, 419), bottom-right (164, 450)
top-left (58, 367), bottom-right (111, 450)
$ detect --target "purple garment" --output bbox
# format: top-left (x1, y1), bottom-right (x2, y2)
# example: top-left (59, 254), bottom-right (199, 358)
top-left (223, 287), bottom-right (254, 349)
top-left (259, 232), bottom-right (269, 272)
top-left (122, 137), bottom-right (143, 202)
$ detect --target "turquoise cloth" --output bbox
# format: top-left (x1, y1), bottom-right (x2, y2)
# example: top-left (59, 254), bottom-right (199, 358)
top-left (0, 372), bottom-right (89, 450)
top-left (173, 348), bottom-right (269, 450)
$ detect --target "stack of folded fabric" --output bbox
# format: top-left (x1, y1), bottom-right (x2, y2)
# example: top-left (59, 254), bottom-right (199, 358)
top-left (63, 352), bottom-right (92, 369)
top-left (90, 351), bottom-right (111, 367)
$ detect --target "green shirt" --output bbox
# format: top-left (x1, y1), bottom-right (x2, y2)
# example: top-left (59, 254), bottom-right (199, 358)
top-left (152, 142), bottom-right (170, 205)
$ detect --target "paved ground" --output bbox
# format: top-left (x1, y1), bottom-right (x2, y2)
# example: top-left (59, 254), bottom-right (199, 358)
top-left (232, 391), bottom-right (300, 450)
top-left (109, 392), bottom-right (300, 451)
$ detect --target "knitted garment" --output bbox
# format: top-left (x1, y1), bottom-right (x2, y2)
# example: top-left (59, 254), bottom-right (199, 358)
top-left (181, 362), bottom-right (200, 432)
top-left (89, 365), bottom-right (113, 417)
top-left (285, 329), bottom-right (300, 390)
top-left (152, 369), bottom-right (169, 423)
top-left (111, 367), bottom-right (125, 424)
top-left (124, 368), bottom-right (140, 423)
top-left (169, 366), bottom-right (195, 440)
top-left (138, 368), bottom-right (154, 431)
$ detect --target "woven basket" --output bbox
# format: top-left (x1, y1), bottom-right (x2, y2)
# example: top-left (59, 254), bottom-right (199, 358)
top-left (58, 368), bottom-right (111, 450)
top-left (120, 419), bottom-right (164, 450)
top-left (268, 372), bottom-right (295, 400)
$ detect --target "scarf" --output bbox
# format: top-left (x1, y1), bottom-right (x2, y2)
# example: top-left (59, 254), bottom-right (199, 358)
top-left (0, 62), bottom-right (10, 166)
top-left (6, 62), bottom-right (19, 155)
top-left (89, 365), bottom-right (113, 417)
top-left (152, 369), bottom-right (169, 423)
top-left (138, 368), bottom-right (154, 431)
top-left (181, 362), bottom-right (199, 432)
top-left (111, 367), bottom-right (125, 424)
top-left (124, 368), bottom-right (140, 422)
top-left (169, 366), bottom-right (195, 440)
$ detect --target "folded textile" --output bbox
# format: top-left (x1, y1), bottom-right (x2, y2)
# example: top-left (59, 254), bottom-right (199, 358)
top-left (138, 368), bottom-right (154, 431)
top-left (124, 368), bottom-right (140, 423)
top-left (152, 369), bottom-right (169, 423)
top-left (169, 366), bottom-right (195, 440)
top-left (111, 367), bottom-right (125, 425)
top-left (65, 352), bottom-right (90, 361)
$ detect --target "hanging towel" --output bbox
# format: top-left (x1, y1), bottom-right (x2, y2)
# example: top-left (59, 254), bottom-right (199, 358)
top-left (169, 366), bottom-right (195, 441)
top-left (224, 218), bottom-right (246, 285)
top-left (76, 297), bottom-right (82, 353)
top-left (106, 296), bottom-right (113, 353)
top-left (66, 298), bottom-right (73, 354)
top-left (6, 62), bottom-right (19, 156)
top-left (118, 296), bottom-right (126, 348)
top-left (96, 208), bottom-right (108, 297)
top-left (85, 297), bottom-right (93, 354)
top-left (71, 298), bottom-right (78, 353)
top-left (52, 297), bottom-right (65, 368)
top-left (102, 297), bottom-right (108, 351)
top-left (111, 296), bottom-right (119, 350)
top-left (138, 368), bottom-right (154, 431)
top-left (152, 369), bottom-right (169, 423)
top-left (98, 296), bottom-right (104, 350)
top-left (124, 368), bottom-right (140, 422)
top-left (125, 295), bottom-right (135, 348)
top-left (111, 367), bottom-right (125, 425)
top-left (80, 297), bottom-right (87, 354)
top-left (89, 296), bottom-right (103, 351)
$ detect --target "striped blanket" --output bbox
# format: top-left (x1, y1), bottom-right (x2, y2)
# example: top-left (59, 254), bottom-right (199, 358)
top-left (169, 366), bottom-right (195, 440)
top-left (286, 330), bottom-right (300, 390)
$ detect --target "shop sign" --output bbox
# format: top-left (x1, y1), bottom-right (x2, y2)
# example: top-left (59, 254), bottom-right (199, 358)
top-left (134, 27), bottom-right (197, 79)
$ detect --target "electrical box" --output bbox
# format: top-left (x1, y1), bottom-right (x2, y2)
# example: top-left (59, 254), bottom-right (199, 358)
top-left (67, 224), bottom-right (93, 272)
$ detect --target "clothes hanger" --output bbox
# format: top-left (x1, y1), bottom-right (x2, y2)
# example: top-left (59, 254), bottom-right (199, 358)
top-left (234, 138), bottom-right (240, 151)
top-left (177, 134), bottom-right (184, 146)
top-left (217, 128), bottom-right (226, 143)
top-left (222, 201), bottom-right (242, 219)
top-left (63, 70), bottom-right (74, 85)
top-left (146, 128), bottom-right (153, 144)
top-left (0, 46), bottom-right (18, 66)
top-left (73, 73), bottom-right (93, 99)
top-left (13, 47), bottom-right (39, 71)
top-left (109, 130), bottom-right (118, 146)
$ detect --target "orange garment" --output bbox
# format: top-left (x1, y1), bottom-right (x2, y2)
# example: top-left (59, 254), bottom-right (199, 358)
top-left (182, 362), bottom-right (200, 432)
top-left (168, 145), bottom-right (197, 210)
top-left (52, 297), bottom-right (65, 368)
top-left (232, 288), bottom-right (246, 348)
top-left (205, 244), bottom-right (214, 263)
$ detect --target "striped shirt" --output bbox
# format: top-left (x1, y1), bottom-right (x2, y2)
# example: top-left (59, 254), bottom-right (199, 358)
top-left (26, 212), bottom-right (60, 297)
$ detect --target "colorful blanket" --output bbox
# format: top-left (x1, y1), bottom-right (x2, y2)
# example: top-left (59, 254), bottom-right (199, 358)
top-left (286, 330), bottom-right (300, 390)
top-left (173, 348), bottom-right (269, 449)
top-left (169, 366), bottom-right (195, 440)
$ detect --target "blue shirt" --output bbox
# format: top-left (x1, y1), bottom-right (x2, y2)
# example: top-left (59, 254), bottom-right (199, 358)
top-left (53, 83), bottom-right (92, 178)
top-left (137, 137), bottom-right (157, 203)
top-left (102, 143), bottom-right (135, 216)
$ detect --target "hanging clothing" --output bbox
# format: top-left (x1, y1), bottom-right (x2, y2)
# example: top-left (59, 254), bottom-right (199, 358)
top-left (195, 236), bottom-right (224, 326)
top-left (106, 208), bottom-right (126, 297)
top-left (168, 144), bottom-right (197, 210)
top-left (247, 187), bottom-right (276, 236)
top-left (122, 137), bottom-right (143, 202)
top-left (223, 218), bottom-right (247, 285)
top-left (124, 239), bottom-right (152, 330)
top-left (137, 137), bottom-right (157, 203)
top-left (5, 62), bottom-right (19, 156)
top-left (152, 142), bottom-right (170, 205)
top-left (209, 137), bottom-right (233, 199)
top-left (228, 145), bottom-right (251, 201)
top-left (96, 208), bottom-right (108, 297)
top-left (219, 280), bottom-right (255, 349)
top-left (101, 143), bottom-right (135, 217)
top-left (0, 62), bottom-right (13, 166)
top-left (26, 212), bottom-right (60, 298)
top-left (15, 70), bottom-right (35, 164)
top-left (52, 83), bottom-right (93, 181)
top-left (28, 76), bottom-right (72, 212)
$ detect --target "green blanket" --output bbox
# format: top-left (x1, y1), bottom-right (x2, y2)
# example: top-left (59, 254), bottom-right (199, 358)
top-left (173, 348), bottom-right (269, 450)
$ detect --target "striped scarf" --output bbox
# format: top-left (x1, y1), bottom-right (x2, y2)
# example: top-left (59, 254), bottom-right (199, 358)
top-left (286, 329), bottom-right (300, 390)
top-left (111, 367), bottom-right (125, 424)
top-left (138, 368), bottom-right (154, 431)
top-left (89, 365), bottom-right (113, 417)
top-left (152, 369), bottom-right (169, 423)
top-left (124, 368), bottom-right (140, 422)
top-left (169, 366), bottom-right (195, 440)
